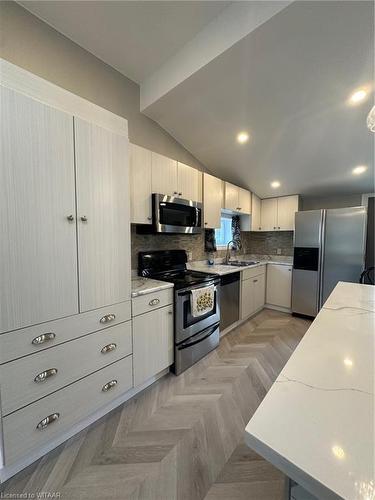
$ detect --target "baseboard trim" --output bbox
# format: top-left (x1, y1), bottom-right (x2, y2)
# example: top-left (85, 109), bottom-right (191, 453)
top-left (0, 368), bottom-right (169, 483)
top-left (265, 304), bottom-right (292, 314)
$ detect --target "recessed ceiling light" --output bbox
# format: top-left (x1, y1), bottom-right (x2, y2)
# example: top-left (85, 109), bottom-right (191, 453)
top-left (352, 165), bottom-right (367, 175)
top-left (237, 131), bottom-right (249, 144)
top-left (343, 358), bottom-right (353, 367)
top-left (271, 181), bottom-right (280, 188)
top-left (332, 445), bottom-right (346, 460)
top-left (348, 88), bottom-right (368, 105)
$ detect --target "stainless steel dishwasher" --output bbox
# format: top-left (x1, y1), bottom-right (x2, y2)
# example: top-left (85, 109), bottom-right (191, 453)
top-left (220, 272), bottom-right (240, 330)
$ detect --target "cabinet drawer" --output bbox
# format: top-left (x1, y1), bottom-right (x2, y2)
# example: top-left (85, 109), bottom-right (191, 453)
top-left (242, 265), bottom-right (266, 281)
top-left (132, 289), bottom-right (173, 317)
top-left (0, 301), bottom-right (131, 364)
top-left (2, 355), bottom-right (133, 466)
top-left (0, 321), bottom-right (132, 416)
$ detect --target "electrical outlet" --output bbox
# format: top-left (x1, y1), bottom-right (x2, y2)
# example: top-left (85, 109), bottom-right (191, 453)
top-left (276, 248), bottom-right (282, 255)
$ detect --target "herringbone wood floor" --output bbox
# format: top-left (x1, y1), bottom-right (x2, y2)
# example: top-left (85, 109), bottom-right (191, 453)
top-left (2, 309), bottom-right (310, 499)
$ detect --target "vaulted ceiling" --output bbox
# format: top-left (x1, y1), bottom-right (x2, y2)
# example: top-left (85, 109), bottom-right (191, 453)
top-left (21, 1), bottom-right (374, 198)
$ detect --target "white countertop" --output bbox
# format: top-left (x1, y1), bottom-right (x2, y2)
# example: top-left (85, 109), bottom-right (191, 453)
top-left (188, 259), bottom-right (292, 276)
top-left (131, 277), bottom-right (174, 297)
top-left (245, 282), bottom-right (375, 500)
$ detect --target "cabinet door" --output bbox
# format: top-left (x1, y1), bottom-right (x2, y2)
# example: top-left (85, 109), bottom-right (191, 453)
top-left (177, 162), bottom-right (200, 201)
top-left (130, 143), bottom-right (152, 224)
top-left (241, 279), bottom-right (254, 320)
top-left (0, 87), bottom-right (78, 333)
top-left (133, 305), bottom-right (174, 387)
top-left (151, 152), bottom-right (177, 197)
top-left (260, 198), bottom-right (278, 231)
top-left (251, 193), bottom-right (261, 231)
top-left (253, 274), bottom-right (266, 311)
top-left (203, 173), bottom-right (223, 228)
top-left (224, 182), bottom-right (239, 211)
top-left (238, 188), bottom-right (251, 214)
top-left (266, 264), bottom-right (292, 308)
top-left (74, 118), bottom-right (131, 312)
top-left (277, 195), bottom-right (299, 230)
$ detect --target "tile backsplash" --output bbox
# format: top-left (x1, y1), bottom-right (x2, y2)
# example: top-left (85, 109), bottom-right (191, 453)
top-left (131, 226), bottom-right (293, 270)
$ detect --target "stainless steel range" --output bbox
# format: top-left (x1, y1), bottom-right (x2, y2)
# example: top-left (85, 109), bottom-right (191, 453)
top-left (138, 250), bottom-right (220, 375)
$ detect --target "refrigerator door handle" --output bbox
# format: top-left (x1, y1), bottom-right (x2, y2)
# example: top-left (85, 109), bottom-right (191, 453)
top-left (318, 209), bottom-right (326, 311)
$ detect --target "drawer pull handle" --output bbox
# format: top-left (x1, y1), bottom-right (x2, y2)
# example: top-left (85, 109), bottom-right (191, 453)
top-left (102, 379), bottom-right (118, 392)
top-left (101, 343), bottom-right (117, 354)
top-left (149, 298), bottom-right (160, 306)
top-left (34, 368), bottom-right (58, 383)
top-left (32, 333), bottom-right (56, 345)
top-left (36, 412), bottom-right (60, 430)
top-left (100, 314), bottom-right (116, 324)
top-left (253, 279), bottom-right (258, 283)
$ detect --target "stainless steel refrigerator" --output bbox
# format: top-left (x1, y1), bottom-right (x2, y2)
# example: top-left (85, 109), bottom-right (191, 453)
top-left (292, 207), bottom-right (367, 317)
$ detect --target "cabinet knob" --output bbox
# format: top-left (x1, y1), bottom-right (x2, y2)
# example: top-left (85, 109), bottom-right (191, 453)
top-left (147, 216), bottom-right (152, 221)
top-left (32, 332), bottom-right (56, 345)
top-left (253, 279), bottom-right (258, 283)
top-left (102, 379), bottom-right (118, 392)
top-left (101, 343), bottom-right (117, 354)
top-left (100, 313), bottom-right (116, 324)
top-left (149, 298), bottom-right (160, 306)
top-left (34, 368), bottom-right (58, 383)
top-left (36, 412), bottom-right (60, 430)
top-left (278, 226), bottom-right (280, 229)
top-left (204, 222), bottom-right (208, 225)
top-left (66, 215), bottom-right (74, 222)
top-left (178, 192), bottom-right (182, 196)
top-left (273, 226), bottom-right (276, 229)
top-left (173, 191), bottom-right (178, 195)
top-left (168, 310), bottom-right (173, 315)
top-left (80, 216), bottom-right (88, 222)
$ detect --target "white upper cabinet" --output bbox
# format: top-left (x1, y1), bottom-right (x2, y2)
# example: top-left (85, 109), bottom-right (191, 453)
top-left (239, 187), bottom-right (251, 214)
top-left (260, 195), bottom-right (299, 231)
top-left (224, 182), bottom-right (251, 214)
top-left (203, 173), bottom-right (223, 228)
top-left (130, 143), bottom-right (152, 224)
top-left (177, 161), bottom-right (202, 201)
top-left (151, 152), bottom-right (177, 197)
top-left (0, 87), bottom-right (78, 333)
top-left (224, 182), bottom-right (239, 211)
top-left (260, 198), bottom-right (278, 231)
top-left (74, 118), bottom-right (131, 312)
top-left (251, 193), bottom-right (261, 231)
top-left (277, 195), bottom-right (299, 230)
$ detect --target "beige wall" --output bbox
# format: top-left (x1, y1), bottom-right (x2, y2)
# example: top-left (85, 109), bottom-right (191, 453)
top-left (0, 1), bottom-right (206, 170)
top-left (301, 194), bottom-right (362, 210)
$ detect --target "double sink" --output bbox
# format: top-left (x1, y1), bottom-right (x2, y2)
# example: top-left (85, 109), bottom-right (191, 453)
top-left (225, 260), bottom-right (259, 267)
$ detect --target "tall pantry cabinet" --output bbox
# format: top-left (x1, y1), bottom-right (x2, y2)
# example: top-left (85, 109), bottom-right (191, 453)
top-left (0, 61), bottom-right (132, 481)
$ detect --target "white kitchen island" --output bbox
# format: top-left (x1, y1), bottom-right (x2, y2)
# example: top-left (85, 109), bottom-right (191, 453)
top-left (245, 282), bottom-right (375, 500)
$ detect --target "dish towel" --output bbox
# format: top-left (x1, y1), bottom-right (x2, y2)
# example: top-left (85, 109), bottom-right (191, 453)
top-left (204, 228), bottom-right (217, 252)
top-left (190, 284), bottom-right (215, 317)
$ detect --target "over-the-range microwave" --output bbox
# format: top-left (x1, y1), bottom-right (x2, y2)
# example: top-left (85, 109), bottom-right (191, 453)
top-left (136, 193), bottom-right (202, 234)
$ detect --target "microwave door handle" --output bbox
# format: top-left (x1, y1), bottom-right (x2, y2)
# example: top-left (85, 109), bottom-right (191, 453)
top-left (195, 207), bottom-right (199, 227)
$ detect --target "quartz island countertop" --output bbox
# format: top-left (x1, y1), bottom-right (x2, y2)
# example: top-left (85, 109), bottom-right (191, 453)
top-left (245, 281), bottom-right (375, 500)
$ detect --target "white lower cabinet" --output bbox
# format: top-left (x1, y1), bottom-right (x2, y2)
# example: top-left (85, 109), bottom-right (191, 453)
top-left (2, 355), bottom-right (133, 466)
top-left (133, 302), bottom-right (174, 387)
top-left (241, 267), bottom-right (266, 320)
top-left (266, 264), bottom-right (293, 309)
top-left (0, 321), bottom-right (132, 416)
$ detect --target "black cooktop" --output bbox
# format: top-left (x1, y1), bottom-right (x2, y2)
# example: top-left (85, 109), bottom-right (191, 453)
top-left (148, 269), bottom-right (218, 289)
top-left (138, 250), bottom-right (218, 290)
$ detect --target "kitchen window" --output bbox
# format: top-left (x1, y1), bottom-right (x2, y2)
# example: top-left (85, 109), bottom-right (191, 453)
top-left (215, 215), bottom-right (232, 248)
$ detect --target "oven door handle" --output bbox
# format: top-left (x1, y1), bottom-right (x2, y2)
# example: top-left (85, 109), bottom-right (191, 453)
top-left (177, 323), bottom-right (219, 350)
top-left (178, 284), bottom-right (218, 296)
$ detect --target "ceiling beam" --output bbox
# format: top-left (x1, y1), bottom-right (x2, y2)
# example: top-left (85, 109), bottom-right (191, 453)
top-left (140, 0), bottom-right (292, 112)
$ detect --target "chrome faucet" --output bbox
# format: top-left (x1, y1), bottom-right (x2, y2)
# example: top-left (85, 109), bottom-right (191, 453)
top-left (224, 239), bottom-right (242, 264)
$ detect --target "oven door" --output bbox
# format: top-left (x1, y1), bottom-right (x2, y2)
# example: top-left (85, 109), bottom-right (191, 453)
top-left (153, 194), bottom-right (202, 234)
top-left (175, 281), bottom-right (220, 344)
